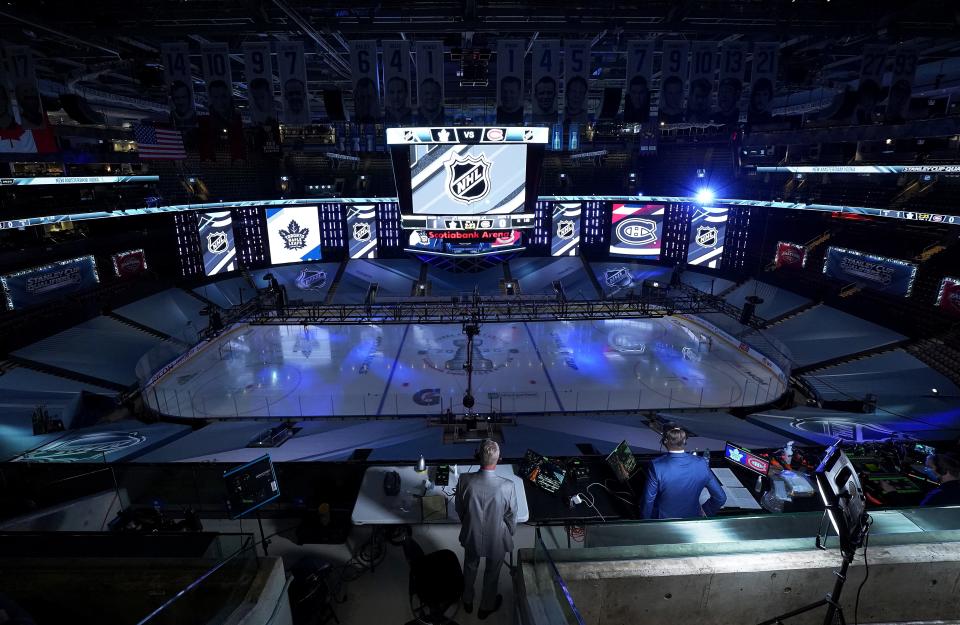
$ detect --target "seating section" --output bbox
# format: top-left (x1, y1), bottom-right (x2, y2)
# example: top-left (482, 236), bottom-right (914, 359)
top-left (511, 257), bottom-right (598, 299)
top-left (12, 316), bottom-right (172, 386)
top-left (114, 288), bottom-right (208, 341)
top-left (428, 265), bottom-right (506, 297)
top-left (589, 261), bottom-right (671, 298)
top-left (249, 262), bottom-right (340, 303)
top-left (332, 259), bottom-right (422, 303)
top-left (722, 280), bottom-right (812, 322)
top-left (680, 270), bottom-right (736, 295)
top-left (766, 304), bottom-right (906, 368)
top-left (193, 276), bottom-right (255, 308)
top-left (802, 349), bottom-right (958, 403)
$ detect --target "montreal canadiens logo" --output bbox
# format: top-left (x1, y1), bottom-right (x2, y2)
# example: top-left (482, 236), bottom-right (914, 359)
top-left (695, 225), bottom-right (719, 248)
top-left (353, 223), bottom-right (371, 241)
top-left (615, 218), bottom-right (657, 246)
top-left (207, 231), bottom-right (228, 254)
top-left (556, 220), bottom-right (575, 239)
top-left (446, 154), bottom-right (491, 204)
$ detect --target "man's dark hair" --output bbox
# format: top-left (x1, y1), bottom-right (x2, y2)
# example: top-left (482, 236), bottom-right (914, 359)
top-left (663, 75), bottom-right (683, 90)
top-left (663, 424), bottom-right (687, 449)
top-left (629, 75), bottom-right (648, 89)
top-left (170, 79), bottom-right (190, 94)
top-left (420, 77), bottom-right (441, 91)
top-left (935, 453), bottom-right (960, 477)
top-left (566, 75), bottom-right (588, 92)
top-left (690, 77), bottom-right (712, 95)
top-left (285, 78), bottom-right (305, 92)
top-left (250, 77), bottom-right (271, 92)
top-left (501, 75), bottom-right (522, 89)
top-left (387, 76), bottom-right (408, 90)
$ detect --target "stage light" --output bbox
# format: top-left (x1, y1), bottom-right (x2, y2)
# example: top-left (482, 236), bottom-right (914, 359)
top-left (695, 188), bottom-right (715, 205)
top-left (932, 388), bottom-right (939, 394)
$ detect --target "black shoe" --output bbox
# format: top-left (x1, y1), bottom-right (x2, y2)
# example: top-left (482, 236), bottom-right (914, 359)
top-left (463, 601), bottom-right (472, 614)
top-left (477, 595), bottom-right (502, 620)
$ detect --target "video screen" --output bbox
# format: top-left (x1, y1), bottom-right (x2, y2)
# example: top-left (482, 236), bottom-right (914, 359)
top-left (405, 229), bottom-right (524, 256)
top-left (346, 205), bottom-right (378, 259)
top-left (686, 205), bottom-right (728, 268)
top-left (266, 206), bottom-right (321, 265)
top-left (198, 211), bottom-right (237, 276)
top-left (606, 440), bottom-right (638, 482)
top-left (521, 449), bottom-right (566, 494)
top-left (609, 203), bottom-right (664, 259)
top-left (551, 203), bottom-right (582, 257)
top-left (410, 144), bottom-right (527, 216)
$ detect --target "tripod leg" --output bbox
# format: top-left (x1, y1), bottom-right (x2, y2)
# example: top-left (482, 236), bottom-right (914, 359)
top-left (756, 599), bottom-right (829, 625)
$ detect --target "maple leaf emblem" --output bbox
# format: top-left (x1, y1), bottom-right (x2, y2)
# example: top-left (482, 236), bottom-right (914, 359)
top-left (279, 220), bottom-right (309, 250)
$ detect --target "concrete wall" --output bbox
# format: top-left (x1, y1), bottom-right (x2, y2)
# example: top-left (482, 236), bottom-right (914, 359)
top-left (550, 543), bottom-right (960, 625)
top-left (0, 489), bottom-right (126, 532)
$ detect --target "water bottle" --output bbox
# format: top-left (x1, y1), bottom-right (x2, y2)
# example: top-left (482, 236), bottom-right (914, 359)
top-left (416, 454), bottom-right (426, 473)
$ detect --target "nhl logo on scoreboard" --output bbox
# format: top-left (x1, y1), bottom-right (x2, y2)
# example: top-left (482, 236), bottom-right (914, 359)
top-left (556, 220), bottom-right (575, 240)
top-left (695, 225), bottom-right (719, 248)
top-left (446, 154), bottom-right (491, 204)
top-left (207, 231), bottom-right (229, 254)
top-left (353, 223), bottom-right (371, 242)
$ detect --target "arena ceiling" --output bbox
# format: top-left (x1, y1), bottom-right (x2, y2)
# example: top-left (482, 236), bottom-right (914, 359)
top-left (2, 0), bottom-right (959, 122)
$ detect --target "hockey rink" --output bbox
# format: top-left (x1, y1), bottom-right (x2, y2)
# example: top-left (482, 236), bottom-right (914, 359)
top-left (144, 316), bottom-right (788, 419)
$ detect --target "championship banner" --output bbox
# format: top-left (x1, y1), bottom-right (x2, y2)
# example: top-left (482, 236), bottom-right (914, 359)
top-left (112, 249), bottom-right (147, 279)
top-left (266, 206), bottom-right (322, 265)
top-left (531, 40), bottom-right (560, 124)
top-left (936, 277), bottom-right (960, 317)
top-left (563, 41), bottom-right (591, 124)
top-left (201, 43), bottom-right (234, 128)
top-left (774, 241), bottom-right (807, 270)
top-left (886, 46), bottom-right (917, 123)
top-left (496, 40), bottom-right (525, 125)
top-left (242, 42), bottom-right (275, 124)
top-left (609, 203), bottom-right (664, 259)
top-left (688, 42), bottom-right (717, 123)
top-left (3, 45), bottom-right (44, 129)
top-left (855, 44), bottom-right (887, 124)
top-left (198, 211), bottom-right (237, 276)
top-left (550, 203), bottom-right (582, 257)
top-left (715, 41), bottom-right (747, 124)
top-left (346, 204), bottom-right (378, 259)
top-left (349, 40), bottom-right (380, 124)
top-left (686, 205), bottom-right (728, 268)
top-left (823, 247), bottom-right (917, 297)
top-left (277, 41), bottom-right (310, 125)
top-left (659, 41), bottom-right (689, 124)
top-left (747, 42), bottom-right (778, 124)
top-left (161, 43), bottom-right (197, 128)
top-left (2, 256), bottom-right (100, 311)
top-left (414, 42), bottom-right (445, 126)
top-left (382, 40), bottom-right (412, 126)
top-left (624, 41), bottom-right (654, 124)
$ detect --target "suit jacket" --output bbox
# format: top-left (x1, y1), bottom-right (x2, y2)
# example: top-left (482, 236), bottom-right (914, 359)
top-left (455, 469), bottom-right (518, 559)
top-left (920, 480), bottom-right (960, 507)
top-left (642, 452), bottom-right (727, 519)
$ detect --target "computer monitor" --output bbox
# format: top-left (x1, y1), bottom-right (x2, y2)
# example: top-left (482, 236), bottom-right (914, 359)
top-left (520, 449), bottom-right (566, 494)
top-left (606, 440), bottom-right (638, 482)
top-left (223, 454), bottom-right (280, 519)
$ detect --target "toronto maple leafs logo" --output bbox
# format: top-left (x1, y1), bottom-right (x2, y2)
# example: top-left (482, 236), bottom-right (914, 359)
top-left (279, 220), bottom-right (309, 250)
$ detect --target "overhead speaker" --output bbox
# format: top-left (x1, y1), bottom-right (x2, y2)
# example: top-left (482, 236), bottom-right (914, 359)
top-left (60, 94), bottom-right (106, 125)
top-left (598, 87), bottom-right (622, 120)
top-left (323, 90), bottom-right (346, 122)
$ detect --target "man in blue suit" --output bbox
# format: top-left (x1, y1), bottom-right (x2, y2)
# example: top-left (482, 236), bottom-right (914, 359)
top-left (642, 425), bottom-right (727, 519)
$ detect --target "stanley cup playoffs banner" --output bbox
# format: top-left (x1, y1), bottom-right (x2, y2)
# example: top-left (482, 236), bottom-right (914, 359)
top-left (2, 256), bottom-right (100, 310)
top-left (823, 247), bottom-right (917, 297)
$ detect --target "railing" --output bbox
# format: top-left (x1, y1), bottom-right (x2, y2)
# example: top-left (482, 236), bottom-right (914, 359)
top-left (523, 527), bottom-right (585, 625)
top-left (135, 533), bottom-right (259, 625)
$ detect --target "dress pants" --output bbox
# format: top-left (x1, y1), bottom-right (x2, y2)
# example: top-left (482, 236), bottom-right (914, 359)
top-left (462, 547), bottom-right (504, 611)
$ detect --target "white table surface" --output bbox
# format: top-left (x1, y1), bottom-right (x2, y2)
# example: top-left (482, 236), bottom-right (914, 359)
top-left (351, 464), bottom-right (530, 525)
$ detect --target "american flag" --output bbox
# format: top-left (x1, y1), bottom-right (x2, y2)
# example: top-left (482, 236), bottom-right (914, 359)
top-left (133, 125), bottom-right (186, 160)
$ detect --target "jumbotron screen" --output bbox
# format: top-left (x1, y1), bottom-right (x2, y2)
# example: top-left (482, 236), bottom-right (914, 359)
top-left (387, 127), bottom-right (547, 231)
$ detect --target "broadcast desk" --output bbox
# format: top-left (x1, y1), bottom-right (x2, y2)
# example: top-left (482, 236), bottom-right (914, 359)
top-left (351, 464), bottom-right (530, 525)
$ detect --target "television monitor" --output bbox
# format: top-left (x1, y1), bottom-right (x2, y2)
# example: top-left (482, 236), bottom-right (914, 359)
top-left (520, 449), bottom-right (566, 494)
top-left (724, 442), bottom-right (771, 477)
top-left (266, 206), bottom-right (321, 265)
top-left (387, 127), bottom-right (547, 234)
top-left (224, 455), bottom-right (280, 519)
top-left (609, 203), bottom-right (664, 259)
top-left (606, 440), bottom-right (638, 482)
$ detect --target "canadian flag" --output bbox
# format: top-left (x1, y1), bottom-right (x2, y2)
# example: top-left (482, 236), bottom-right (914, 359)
top-left (0, 123), bottom-right (57, 154)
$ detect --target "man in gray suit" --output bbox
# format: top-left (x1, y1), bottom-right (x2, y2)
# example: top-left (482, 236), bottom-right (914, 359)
top-left (455, 439), bottom-right (517, 619)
